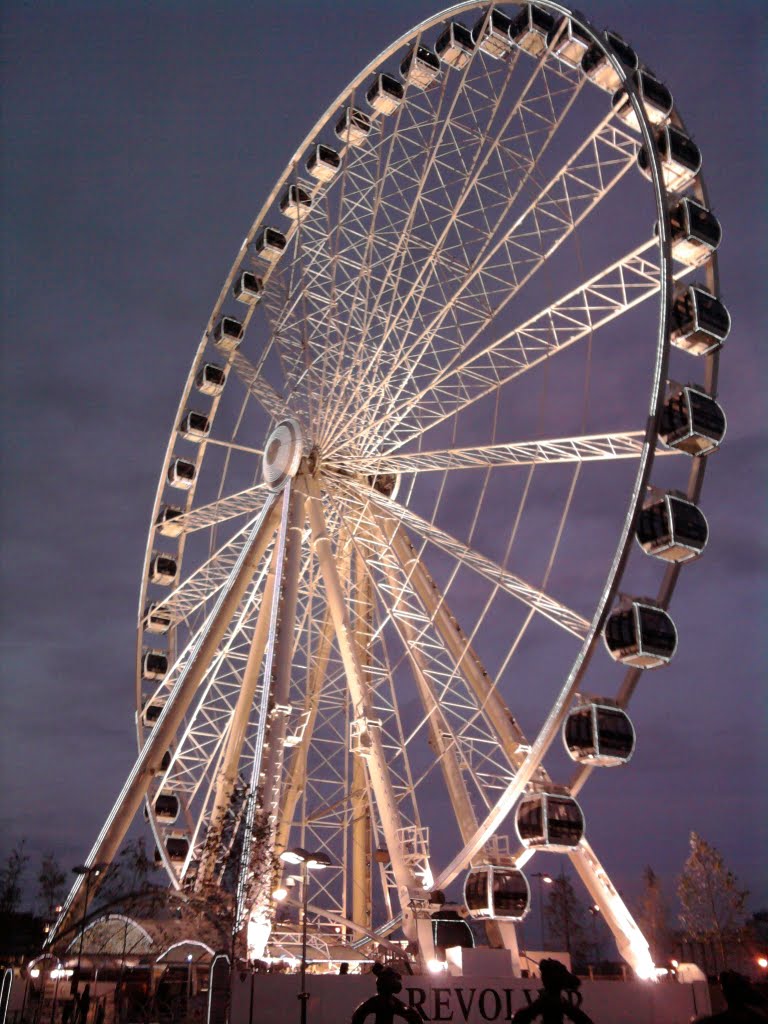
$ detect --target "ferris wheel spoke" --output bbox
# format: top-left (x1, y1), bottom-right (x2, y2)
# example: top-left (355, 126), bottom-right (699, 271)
top-left (310, 61), bottom-right (454, 431)
top-left (315, 32), bottom-right (529, 442)
top-left (330, 113), bottom-right (639, 458)
top-left (229, 350), bottom-right (290, 422)
top-left (379, 237), bottom-right (692, 450)
top-left (166, 484), bottom-right (268, 536)
top-left (335, 491), bottom-right (514, 830)
top-left (149, 513), bottom-right (270, 626)
top-left (323, 50), bottom-right (587, 455)
top-left (334, 477), bottom-right (589, 640)
top-left (347, 429), bottom-right (681, 476)
top-left (371, 509), bottom-right (546, 779)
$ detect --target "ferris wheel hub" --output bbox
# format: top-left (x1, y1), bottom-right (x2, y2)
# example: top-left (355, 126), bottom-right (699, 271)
top-left (262, 417), bottom-right (305, 491)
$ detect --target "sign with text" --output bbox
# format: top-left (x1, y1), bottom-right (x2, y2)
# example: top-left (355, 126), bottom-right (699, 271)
top-left (229, 973), bottom-right (710, 1024)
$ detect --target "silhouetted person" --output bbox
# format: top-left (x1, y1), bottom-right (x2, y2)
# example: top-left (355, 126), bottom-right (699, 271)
top-left (93, 1002), bottom-right (106, 1024)
top-left (339, 961), bottom-right (350, 975)
top-left (76, 984), bottom-right (91, 1024)
top-left (695, 971), bottom-right (768, 1023)
top-left (350, 962), bottom-right (424, 1023)
top-left (512, 959), bottom-right (594, 1024)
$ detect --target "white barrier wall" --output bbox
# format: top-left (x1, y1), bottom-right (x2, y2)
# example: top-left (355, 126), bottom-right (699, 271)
top-left (230, 973), bottom-right (711, 1024)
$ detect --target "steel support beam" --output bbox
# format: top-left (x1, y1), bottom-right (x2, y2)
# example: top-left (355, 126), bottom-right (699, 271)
top-left (48, 495), bottom-right (281, 945)
top-left (304, 475), bottom-right (435, 963)
top-left (195, 546), bottom-right (279, 888)
top-left (568, 839), bottom-right (655, 979)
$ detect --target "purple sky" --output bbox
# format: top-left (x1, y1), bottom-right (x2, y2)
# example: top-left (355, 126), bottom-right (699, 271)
top-left (1, 0), bottom-right (765, 924)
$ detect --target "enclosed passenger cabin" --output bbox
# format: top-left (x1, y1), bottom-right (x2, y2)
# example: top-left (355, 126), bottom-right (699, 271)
top-left (431, 908), bottom-right (475, 953)
top-left (638, 125), bottom-right (701, 194)
top-left (212, 316), bottom-right (244, 353)
top-left (253, 226), bottom-right (287, 264)
top-left (547, 16), bottom-right (591, 68)
top-left (334, 106), bottom-right (372, 147)
top-left (280, 184), bottom-right (312, 221)
top-left (141, 697), bottom-right (165, 726)
top-left (233, 271), bottom-right (263, 304)
top-left (659, 385), bottom-right (726, 456)
top-left (603, 599), bottom-right (677, 668)
top-left (143, 602), bottom-right (171, 635)
top-left (612, 71), bottom-right (673, 132)
top-left (669, 284), bottom-right (730, 356)
top-left (149, 553), bottom-right (178, 585)
top-left (563, 702), bottom-right (635, 766)
top-left (195, 362), bottom-right (227, 397)
top-left (164, 835), bottom-right (189, 866)
top-left (142, 649), bottom-right (168, 680)
top-left (306, 144), bottom-right (341, 183)
top-left (179, 410), bottom-right (210, 442)
top-left (472, 9), bottom-right (514, 61)
top-left (636, 492), bottom-right (708, 563)
top-left (464, 866), bottom-right (530, 921)
top-left (436, 21), bottom-right (476, 70)
top-left (516, 793), bottom-right (585, 850)
top-left (154, 793), bottom-right (180, 824)
top-left (509, 5), bottom-right (555, 57)
top-left (366, 73), bottom-right (404, 115)
top-left (155, 505), bottom-right (184, 538)
top-left (400, 45), bottom-right (441, 89)
top-left (167, 457), bottom-right (196, 490)
top-left (582, 31), bottom-right (638, 93)
top-left (667, 197), bottom-right (722, 268)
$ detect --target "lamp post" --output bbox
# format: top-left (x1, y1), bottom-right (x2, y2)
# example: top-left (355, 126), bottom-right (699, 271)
top-left (279, 848), bottom-right (331, 1024)
top-left (531, 873), bottom-right (553, 952)
top-left (588, 904), bottom-right (600, 966)
top-left (71, 863), bottom-right (107, 996)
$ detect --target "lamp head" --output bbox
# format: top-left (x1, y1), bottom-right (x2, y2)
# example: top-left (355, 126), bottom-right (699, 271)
top-left (279, 847), bottom-right (310, 865)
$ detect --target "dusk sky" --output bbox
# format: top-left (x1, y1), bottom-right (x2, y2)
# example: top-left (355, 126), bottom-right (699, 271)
top-left (1, 0), bottom-right (765, 930)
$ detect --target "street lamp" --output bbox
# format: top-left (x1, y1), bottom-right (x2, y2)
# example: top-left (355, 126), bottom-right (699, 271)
top-left (71, 863), bottom-right (107, 995)
top-left (588, 904), bottom-right (601, 965)
top-left (279, 848), bottom-right (332, 1024)
top-left (531, 873), bottom-right (553, 952)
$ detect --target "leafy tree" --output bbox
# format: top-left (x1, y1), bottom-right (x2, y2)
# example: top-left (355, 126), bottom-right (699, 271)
top-left (0, 841), bottom-right (29, 914)
top-left (544, 872), bottom-right (588, 964)
top-left (38, 852), bottom-right (67, 919)
top-left (677, 831), bottom-right (748, 967)
top-left (636, 865), bottom-right (671, 963)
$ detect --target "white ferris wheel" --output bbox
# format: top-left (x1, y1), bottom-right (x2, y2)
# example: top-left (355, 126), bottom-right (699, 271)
top-left (52, 1), bottom-right (728, 976)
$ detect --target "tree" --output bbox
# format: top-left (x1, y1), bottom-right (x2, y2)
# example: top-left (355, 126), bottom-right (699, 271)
top-left (38, 852), bottom-right (67, 920)
top-left (677, 832), bottom-right (748, 968)
top-left (0, 841), bottom-right (29, 914)
top-left (97, 837), bottom-right (162, 906)
top-left (544, 872), bottom-right (589, 965)
top-left (636, 866), bottom-right (671, 963)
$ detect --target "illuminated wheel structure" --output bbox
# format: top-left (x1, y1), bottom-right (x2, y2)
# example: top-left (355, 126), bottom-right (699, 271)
top-left (55, 2), bottom-right (728, 976)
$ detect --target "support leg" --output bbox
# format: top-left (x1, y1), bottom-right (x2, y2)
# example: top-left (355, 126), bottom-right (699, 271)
top-left (568, 839), bottom-right (655, 979)
top-left (48, 496), bottom-right (281, 945)
top-left (305, 476), bottom-right (434, 963)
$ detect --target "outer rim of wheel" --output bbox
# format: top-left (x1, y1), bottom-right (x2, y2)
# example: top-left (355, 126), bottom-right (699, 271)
top-left (134, 1), bottom-right (721, 893)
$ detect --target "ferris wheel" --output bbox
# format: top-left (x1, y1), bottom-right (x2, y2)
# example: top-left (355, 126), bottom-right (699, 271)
top-left (51, 1), bottom-right (728, 975)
